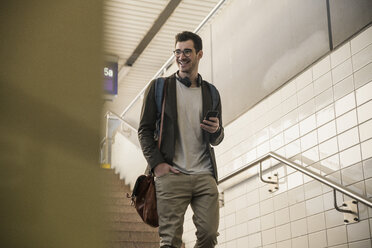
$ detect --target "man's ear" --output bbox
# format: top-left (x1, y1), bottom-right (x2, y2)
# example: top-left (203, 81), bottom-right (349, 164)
top-left (197, 50), bottom-right (203, 60)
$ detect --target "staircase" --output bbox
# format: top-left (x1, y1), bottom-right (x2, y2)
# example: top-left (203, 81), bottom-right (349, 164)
top-left (103, 169), bottom-right (160, 248)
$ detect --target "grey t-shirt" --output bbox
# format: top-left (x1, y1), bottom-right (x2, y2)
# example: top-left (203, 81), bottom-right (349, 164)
top-left (172, 80), bottom-right (213, 175)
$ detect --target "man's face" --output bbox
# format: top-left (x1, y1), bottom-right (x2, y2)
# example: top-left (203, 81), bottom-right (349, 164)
top-left (174, 40), bottom-right (202, 74)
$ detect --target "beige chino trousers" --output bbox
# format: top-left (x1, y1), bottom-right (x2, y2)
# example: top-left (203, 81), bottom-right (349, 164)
top-left (155, 172), bottom-right (219, 248)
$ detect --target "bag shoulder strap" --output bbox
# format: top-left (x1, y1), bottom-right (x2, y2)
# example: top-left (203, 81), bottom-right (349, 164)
top-left (157, 79), bottom-right (167, 149)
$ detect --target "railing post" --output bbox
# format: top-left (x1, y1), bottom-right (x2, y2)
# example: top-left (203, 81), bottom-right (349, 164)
top-left (333, 189), bottom-right (359, 224)
top-left (259, 161), bottom-right (279, 193)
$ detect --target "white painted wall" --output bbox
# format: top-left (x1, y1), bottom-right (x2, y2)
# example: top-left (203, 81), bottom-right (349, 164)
top-left (111, 132), bottom-right (147, 189)
top-left (183, 25), bottom-right (372, 248)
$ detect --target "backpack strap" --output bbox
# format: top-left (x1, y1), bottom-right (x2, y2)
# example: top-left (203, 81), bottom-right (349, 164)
top-left (154, 77), bottom-right (166, 141)
top-left (155, 77), bottom-right (165, 119)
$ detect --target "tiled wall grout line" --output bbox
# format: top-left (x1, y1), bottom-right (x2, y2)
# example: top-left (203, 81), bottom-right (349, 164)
top-left (329, 51), bottom-right (345, 213)
top-left (350, 41), bottom-right (367, 212)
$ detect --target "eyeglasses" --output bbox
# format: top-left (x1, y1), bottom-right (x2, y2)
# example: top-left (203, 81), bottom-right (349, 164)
top-left (173, 49), bottom-right (193, 57)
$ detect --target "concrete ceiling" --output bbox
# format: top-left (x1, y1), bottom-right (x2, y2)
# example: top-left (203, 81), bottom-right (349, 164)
top-left (103, 0), bottom-right (224, 115)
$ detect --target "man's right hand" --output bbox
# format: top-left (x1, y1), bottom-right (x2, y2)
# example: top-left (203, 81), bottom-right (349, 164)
top-left (154, 163), bottom-right (180, 177)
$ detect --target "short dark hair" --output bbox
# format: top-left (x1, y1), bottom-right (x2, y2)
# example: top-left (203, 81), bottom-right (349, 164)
top-left (175, 31), bottom-right (203, 53)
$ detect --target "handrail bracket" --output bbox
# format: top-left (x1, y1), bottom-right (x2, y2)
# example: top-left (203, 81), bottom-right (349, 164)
top-left (333, 189), bottom-right (359, 224)
top-left (259, 162), bottom-right (279, 193)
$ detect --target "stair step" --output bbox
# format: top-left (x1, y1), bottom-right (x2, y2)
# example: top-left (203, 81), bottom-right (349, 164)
top-left (102, 179), bottom-right (131, 187)
top-left (106, 205), bottom-right (137, 214)
top-left (102, 183), bottom-right (130, 190)
top-left (101, 169), bottom-right (160, 246)
top-left (103, 197), bottom-right (132, 206)
top-left (108, 222), bottom-right (158, 232)
top-left (106, 212), bottom-right (144, 222)
top-left (109, 231), bottom-right (159, 242)
top-left (106, 241), bottom-right (159, 248)
top-left (107, 191), bottom-right (131, 198)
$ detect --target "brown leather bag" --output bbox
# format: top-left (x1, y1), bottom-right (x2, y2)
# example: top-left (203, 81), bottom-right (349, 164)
top-left (130, 174), bottom-right (158, 227)
top-left (128, 79), bottom-right (167, 228)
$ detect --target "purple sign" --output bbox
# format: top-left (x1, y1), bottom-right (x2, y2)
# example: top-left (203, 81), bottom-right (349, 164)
top-left (103, 61), bottom-right (118, 95)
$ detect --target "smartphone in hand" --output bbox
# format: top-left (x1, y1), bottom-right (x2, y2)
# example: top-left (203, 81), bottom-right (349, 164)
top-left (204, 110), bottom-right (219, 120)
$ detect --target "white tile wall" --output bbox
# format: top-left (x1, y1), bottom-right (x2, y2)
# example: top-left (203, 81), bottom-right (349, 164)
top-left (315, 87), bottom-right (334, 111)
top-left (291, 218), bottom-right (308, 238)
top-left (307, 212), bottom-right (326, 233)
top-left (185, 26), bottom-right (372, 248)
top-left (358, 100), bottom-right (372, 123)
top-left (298, 83), bottom-right (314, 106)
top-left (292, 235), bottom-right (309, 248)
top-left (275, 207), bottom-right (290, 226)
top-left (356, 81), bottom-right (372, 106)
top-left (363, 158), bottom-right (372, 179)
top-left (290, 202), bottom-right (306, 221)
top-left (277, 239), bottom-right (291, 248)
top-left (354, 62), bottom-right (372, 88)
top-left (318, 120), bottom-right (336, 143)
top-left (304, 180), bottom-right (323, 200)
top-left (349, 239), bottom-right (372, 248)
top-left (276, 223), bottom-right (291, 242)
top-left (327, 225), bottom-right (347, 246)
top-left (313, 55), bottom-right (331, 80)
top-left (320, 154), bottom-right (340, 174)
top-left (352, 44), bottom-right (372, 72)
top-left (339, 144), bottom-right (362, 168)
top-left (319, 137), bottom-right (338, 160)
top-left (298, 99), bottom-right (316, 122)
top-left (296, 69), bottom-right (313, 91)
top-left (347, 219), bottom-right (371, 242)
top-left (316, 103), bottom-right (335, 126)
top-left (262, 227), bottom-right (276, 246)
top-left (351, 26), bottom-right (372, 55)
top-left (248, 232), bottom-right (261, 247)
top-left (337, 127), bottom-right (360, 151)
top-left (362, 139), bottom-right (372, 160)
top-left (331, 42), bottom-right (351, 68)
top-left (332, 58), bottom-right (353, 84)
top-left (309, 230), bottom-right (327, 248)
top-left (335, 92), bottom-right (356, 117)
top-left (314, 72), bottom-right (332, 95)
top-left (342, 162), bottom-right (364, 186)
top-left (334, 75), bottom-right (354, 100)
top-left (306, 195), bottom-right (324, 216)
top-left (336, 109), bottom-right (358, 133)
top-left (261, 213), bottom-right (275, 230)
top-left (248, 217), bottom-right (261, 234)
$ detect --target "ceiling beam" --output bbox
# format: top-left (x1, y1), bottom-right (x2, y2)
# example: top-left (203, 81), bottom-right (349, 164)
top-left (125, 0), bottom-right (182, 66)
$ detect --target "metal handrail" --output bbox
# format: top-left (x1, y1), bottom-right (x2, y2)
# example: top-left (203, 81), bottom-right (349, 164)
top-left (219, 151), bottom-right (372, 208)
top-left (100, 111), bottom-right (137, 145)
top-left (106, 110), bottom-right (137, 133)
top-left (99, 111), bottom-right (138, 164)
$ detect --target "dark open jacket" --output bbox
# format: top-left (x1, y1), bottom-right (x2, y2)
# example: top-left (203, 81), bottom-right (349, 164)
top-left (138, 73), bottom-right (224, 182)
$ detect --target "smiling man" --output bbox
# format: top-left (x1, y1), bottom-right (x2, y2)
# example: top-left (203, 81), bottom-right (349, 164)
top-left (138, 31), bottom-right (224, 248)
